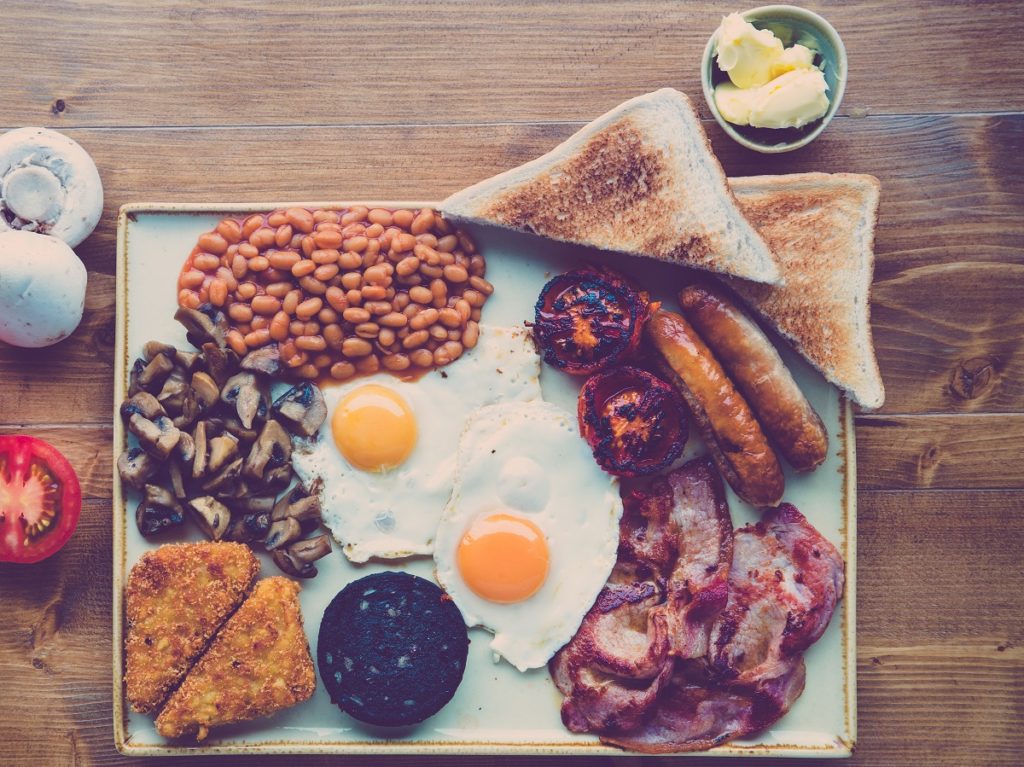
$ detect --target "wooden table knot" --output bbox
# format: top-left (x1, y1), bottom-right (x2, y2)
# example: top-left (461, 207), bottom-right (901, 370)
top-left (950, 356), bottom-right (996, 400)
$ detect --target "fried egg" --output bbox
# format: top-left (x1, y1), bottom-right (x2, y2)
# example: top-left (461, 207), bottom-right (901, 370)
top-left (433, 400), bottom-right (623, 671)
top-left (291, 325), bottom-right (542, 562)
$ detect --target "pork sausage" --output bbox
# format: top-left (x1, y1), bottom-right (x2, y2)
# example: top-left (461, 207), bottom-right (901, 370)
top-left (646, 309), bottom-right (784, 507)
top-left (678, 281), bottom-right (828, 473)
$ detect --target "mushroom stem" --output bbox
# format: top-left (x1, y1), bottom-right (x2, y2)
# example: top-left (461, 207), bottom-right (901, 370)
top-left (3, 165), bottom-right (64, 222)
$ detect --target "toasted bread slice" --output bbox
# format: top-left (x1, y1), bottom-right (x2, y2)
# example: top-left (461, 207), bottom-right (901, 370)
top-left (724, 172), bottom-right (884, 410)
top-left (155, 577), bottom-right (316, 741)
top-left (441, 88), bottom-right (781, 285)
top-left (124, 542), bottom-right (259, 714)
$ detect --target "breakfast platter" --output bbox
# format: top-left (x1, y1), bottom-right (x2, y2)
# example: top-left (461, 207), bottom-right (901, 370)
top-left (112, 202), bottom-right (856, 756)
top-left (0, 3), bottom-right (882, 758)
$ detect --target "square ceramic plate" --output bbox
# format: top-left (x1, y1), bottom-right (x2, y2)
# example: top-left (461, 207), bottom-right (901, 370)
top-left (113, 202), bottom-right (856, 757)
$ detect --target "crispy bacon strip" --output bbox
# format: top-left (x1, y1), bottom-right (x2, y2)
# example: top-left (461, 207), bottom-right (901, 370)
top-left (603, 656), bottom-right (807, 754)
top-left (551, 458), bottom-right (733, 734)
top-left (708, 503), bottom-right (846, 684)
top-left (658, 460), bottom-right (733, 659)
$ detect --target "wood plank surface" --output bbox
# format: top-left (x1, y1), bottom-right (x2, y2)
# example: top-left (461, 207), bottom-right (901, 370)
top-left (1, 1), bottom-right (1022, 128)
top-left (0, 0), bottom-right (1021, 764)
top-left (2, 490), bottom-right (1019, 767)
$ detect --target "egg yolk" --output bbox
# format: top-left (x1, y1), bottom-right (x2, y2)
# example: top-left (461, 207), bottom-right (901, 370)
top-left (456, 513), bottom-right (549, 603)
top-left (332, 384), bottom-right (417, 472)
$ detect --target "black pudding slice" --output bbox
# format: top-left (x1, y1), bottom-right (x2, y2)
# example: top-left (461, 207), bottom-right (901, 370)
top-left (317, 571), bottom-right (470, 726)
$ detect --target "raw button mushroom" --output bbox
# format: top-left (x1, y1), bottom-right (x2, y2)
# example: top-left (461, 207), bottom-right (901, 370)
top-left (0, 127), bottom-right (103, 247)
top-left (0, 229), bottom-right (87, 347)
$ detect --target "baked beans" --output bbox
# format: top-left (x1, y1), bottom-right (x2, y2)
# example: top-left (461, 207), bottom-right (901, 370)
top-left (177, 208), bottom-right (491, 380)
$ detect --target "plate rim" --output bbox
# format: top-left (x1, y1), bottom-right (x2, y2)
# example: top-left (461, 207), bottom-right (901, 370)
top-left (112, 201), bottom-right (857, 758)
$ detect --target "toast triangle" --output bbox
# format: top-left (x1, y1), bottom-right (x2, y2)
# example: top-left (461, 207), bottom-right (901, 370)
top-left (441, 88), bottom-right (781, 285)
top-left (725, 172), bottom-right (885, 410)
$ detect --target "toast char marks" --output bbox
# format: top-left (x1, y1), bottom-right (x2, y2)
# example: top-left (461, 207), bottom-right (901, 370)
top-left (478, 117), bottom-right (711, 267)
top-left (728, 173), bottom-right (883, 409)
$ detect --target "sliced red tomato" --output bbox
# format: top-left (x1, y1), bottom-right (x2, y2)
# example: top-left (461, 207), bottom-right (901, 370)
top-left (0, 436), bottom-right (81, 563)
top-left (578, 366), bottom-right (687, 477)
top-left (533, 267), bottom-right (652, 375)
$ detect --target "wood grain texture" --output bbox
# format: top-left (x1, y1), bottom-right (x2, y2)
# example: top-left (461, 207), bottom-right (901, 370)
top-left (0, 0), bottom-right (1022, 129)
top-left (2, 490), bottom-right (1019, 767)
top-left (858, 414), bottom-right (1024, 490)
top-left (1, 115), bottom-right (1022, 422)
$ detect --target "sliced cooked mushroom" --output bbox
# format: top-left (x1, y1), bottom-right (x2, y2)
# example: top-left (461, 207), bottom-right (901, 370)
top-left (175, 349), bottom-right (201, 371)
top-left (243, 419), bottom-right (291, 482)
top-left (167, 457), bottom-right (187, 500)
top-left (207, 433), bottom-right (240, 475)
top-left (229, 495), bottom-right (277, 514)
top-left (263, 464), bottom-right (292, 491)
top-left (240, 345), bottom-right (281, 376)
top-left (221, 372), bottom-right (262, 429)
top-left (128, 358), bottom-right (146, 397)
top-left (191, 420), bottom-right (208, 479)
top-left (272, 382), bottom-right (327, 437)
top-left (144, 340), bottom-right (177, 361)
top-left (157, 368), bottom-right (189, 415)
top-left (202, 343), bottom-right (239, 387)
top-left (271, 483), bottom-right (322, 535)
top-left (117, 448), bottom-right (160, 490)
top-left (188, 496), bottom-right (231, 541)
top-left (137, 352), bottom-right (175, 393)
top-left (177, 432), bottom-right (196, 464)
top-left (272, 534), bottom-right (331, 578)
top-left (174, 304), bottom-right (228, 349)
top-left (191, 371), bottom-right (220, 412)
top-left (264, 517), bottom-right (302, 550)
top-left (208, 416), bottom-right (259, 446)
top-left (201, 456), bottom-right (242, 493)
top-left (173, 386), bottom-right (201, 430)
top-left (271, 483), bottom-right (322, 524)
top-left (224, 510), bottom-right (272, 543)
top-left (215, 477), bottom-right (253, 500)
top-left (136, 484), bottom-right (185, 537)
top-left (120, 391), bottom-right (166, 422)
top-left (129, 413), bottom-right (180, 461)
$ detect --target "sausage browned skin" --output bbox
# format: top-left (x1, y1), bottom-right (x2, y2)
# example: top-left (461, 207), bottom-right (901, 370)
top-left (646, 309), bottom-right (784, 507)
top-left (678, 281), bottom-right (828, 473)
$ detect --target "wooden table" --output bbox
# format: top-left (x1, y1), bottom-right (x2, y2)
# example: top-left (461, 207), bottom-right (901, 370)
top-left (1, 2), bottom-right (1021, 765)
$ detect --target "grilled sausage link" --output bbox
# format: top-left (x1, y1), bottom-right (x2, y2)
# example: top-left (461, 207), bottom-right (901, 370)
top-left (678, 282), bottom-right (828, 473)
top-left (646, 309), bottom-right (784, 507)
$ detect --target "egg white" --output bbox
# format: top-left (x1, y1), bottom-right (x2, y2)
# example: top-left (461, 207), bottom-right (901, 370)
top-left (291, 325), bottom-right (542, 562)
top-left (433, 400), bottom-right (623, 672)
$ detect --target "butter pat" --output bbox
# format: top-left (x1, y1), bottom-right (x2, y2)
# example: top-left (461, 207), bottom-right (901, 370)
top-left (715, 12), bottom-right (783, 89)
top-left (748, 69), bottom-right (829, 128)
top-left (712, 13), bottom-right (829, 129)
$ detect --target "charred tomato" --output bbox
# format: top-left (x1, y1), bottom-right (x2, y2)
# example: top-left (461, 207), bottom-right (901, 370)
top-left (0, 436), bottom-right (81, 563)
top-left (533, 267), bottom-right (651, 375)
top-left (578, 367), bottom-right (687, 477)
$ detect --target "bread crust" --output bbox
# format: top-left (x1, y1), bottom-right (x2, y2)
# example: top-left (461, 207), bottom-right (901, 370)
top-left (726, 172), bottom-right (884, 409)
top-left (442, 89), bottom-right (780, 285)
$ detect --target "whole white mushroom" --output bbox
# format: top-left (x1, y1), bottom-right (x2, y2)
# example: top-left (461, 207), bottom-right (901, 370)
top-left (0, 229), bottom-right (88, 347)
top-left (0, 127), bottom-right (104, 248)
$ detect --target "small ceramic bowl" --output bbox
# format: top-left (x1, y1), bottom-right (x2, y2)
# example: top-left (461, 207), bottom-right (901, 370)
top-left (701, 5), bottom-right (847, 153)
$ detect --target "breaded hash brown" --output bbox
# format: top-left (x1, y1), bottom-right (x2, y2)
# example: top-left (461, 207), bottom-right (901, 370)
top-left (154, 577), bottom-right (316, 741)
top-left (125, 541), bottom-right (259, 714)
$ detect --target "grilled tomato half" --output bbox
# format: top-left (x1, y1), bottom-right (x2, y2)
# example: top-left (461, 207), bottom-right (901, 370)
top-left (533, 267), bottom-right (651, 375)
top-left (0, 436), bottom-right (81, 563)
top-left (578, 367), bottom-right (687, 477)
